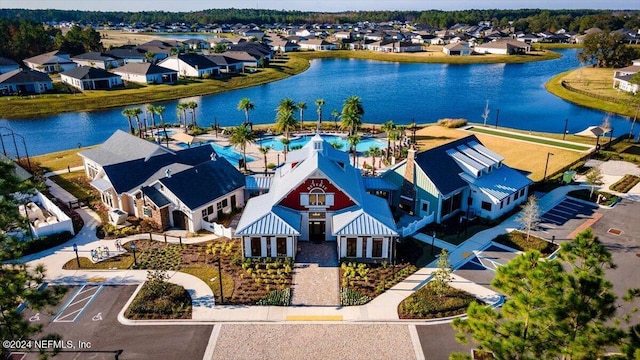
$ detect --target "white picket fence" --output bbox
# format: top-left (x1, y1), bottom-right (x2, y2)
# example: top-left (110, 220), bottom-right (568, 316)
top-left (201, 219), bottom-right (235, 238)
top-left (398, 213), bottom-right (434, 238)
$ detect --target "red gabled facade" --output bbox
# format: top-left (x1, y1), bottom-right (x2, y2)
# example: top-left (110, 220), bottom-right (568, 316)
top-left (278, 178), bottom-right (355, 211)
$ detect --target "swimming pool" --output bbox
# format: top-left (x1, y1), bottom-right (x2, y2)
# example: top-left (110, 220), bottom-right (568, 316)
top-left (256, 134), bottom-right (386, 152)
top-left (154, 129), bottom-right (176, 137)
top-left (175, 141), bottom-right (256, 166)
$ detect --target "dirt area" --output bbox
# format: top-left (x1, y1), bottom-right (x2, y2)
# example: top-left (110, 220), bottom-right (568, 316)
top-left (415, 125), bottom-right (585, 181)
top-left (99, 30), bottom-right (169, 47)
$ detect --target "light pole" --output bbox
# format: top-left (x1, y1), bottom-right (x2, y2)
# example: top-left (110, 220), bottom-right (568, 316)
top-left (629, 105), bottom-right (638, 142)
top-left (130, 241), bottom-right (137, 266)
top-left (543, 152), bottom-right (554, 182)
top-left (212, 258), bottom-right (224, 304)
top-left (410, 120), bottom-right (417, 144)
top-left (495, 109), bottom-right (500, 129)
top-left (563, 118), bottom-right (569, 140)
top-left (430, 231), bottom-right (436, 255)
top-left (73, 243), bottom-right (80, 268)
top-left (277, 153), bottom-right (280, 167)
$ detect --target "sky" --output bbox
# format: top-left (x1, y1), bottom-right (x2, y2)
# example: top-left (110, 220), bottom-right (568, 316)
top-left (0, 0), bottom-right (634, 12)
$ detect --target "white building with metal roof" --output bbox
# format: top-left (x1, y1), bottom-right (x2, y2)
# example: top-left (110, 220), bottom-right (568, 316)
top-left (236, 134), bottom-right (398, 260)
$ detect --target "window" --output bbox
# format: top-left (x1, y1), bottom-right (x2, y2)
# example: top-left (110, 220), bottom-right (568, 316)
top-left (201, 209), bottom-right (207, 217)
top-left (500, 200), bottom-right (504, 209)
top-left (441, 192), bottom-right (463, 218)
top-left (421, 202), bottom-right (429, 212)
top-left (207, 205), bottom-right (214, 214)
top-left (481, 201), bottom-right (492, 211)
top-left (251, 237), bottom-right (261, 257)
top-left (309, 188), bottom-right (326, 206)
top-left (276, 237), bottom-right (287, 257)
top-left (520, 188), bottom-right (525, 197)
top-left (217, 202), bottom-right (223, 210)
top-left (372, 238), bottom-right (383, 257)
top-left (222, 199), bottom-right (228, 208)
top-left (87, 163), bottom-right (99, 179)
top-left (507, 196), bottom-right (511, 205)
top-left (143, 206), bottom-right (152, 217)
top-left (514, 190), bottom-right (520, 200)
top-left (346, 238), bottom-right (357, 257)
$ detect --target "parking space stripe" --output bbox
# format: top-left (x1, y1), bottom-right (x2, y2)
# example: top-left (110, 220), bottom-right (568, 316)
top-left (53, 284), bottom-right (102, 323)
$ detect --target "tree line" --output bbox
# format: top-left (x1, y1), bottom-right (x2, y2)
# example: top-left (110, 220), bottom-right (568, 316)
top-left (0, 8), bottom-right (638, 33)
top-left (0, 18), bottom-right (103, 62)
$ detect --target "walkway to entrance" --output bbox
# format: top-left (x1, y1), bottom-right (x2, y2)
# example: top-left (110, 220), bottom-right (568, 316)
top-left (290, 242), bottom-right (340, 306)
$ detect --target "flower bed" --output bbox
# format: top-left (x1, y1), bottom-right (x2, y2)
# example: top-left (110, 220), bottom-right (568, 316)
top-left (125, 280), bottom-right (191, 320)
top-left (609, 174), bottom-right (640, 193)
top-left (492, 230), bottom-right (557, 256)
top-left (398, 282), bottom-right (478, 319)
top-left (339, 261), bottom-right (417, 305)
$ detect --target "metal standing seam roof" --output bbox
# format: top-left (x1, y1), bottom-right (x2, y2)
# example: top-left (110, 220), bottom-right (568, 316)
top-left (467, 141), bottom-right (504, 162)
top-left (456, 144), bottom-right (496, 168)
top-left (460, 166), bottom-right (532, 202)
top-left (447, 149), bottom-right (484, 173)
top-left (235, 205), bottom-right (301, 236)
top-left (362, 176), bottom-right (399, 191)
top-left (333, 208), bottom-right (397, 236)
top-left (245, 176), bottom-right (272, 190)
top-left (90, 177), bottom-right (112, 192)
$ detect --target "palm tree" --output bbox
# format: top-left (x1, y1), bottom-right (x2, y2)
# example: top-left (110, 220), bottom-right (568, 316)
top-left (177, 103), bottom-right (188, 133)
top-left (275, 107), bottom-right (297, 161)
top-left (340, 96), bottom-right (364, 136)
top-left (381, 120), bottom-right (396, 161)
top-left (121, 108), bottom-right (136, 135)
top-left (315, 98), bottom-right (325, 131)
top-left (258, 146), bottom-right (270, 174)
top-left (347, 134), bottom-right (361, 167)
top-left (186, 101), bottom-right (198, 129)
top-left (229, 123), bottom-right (256, 172)
top-left (365, 146), bottom-right (383, 175)
top-left (331, 109), bottom-right (339, 131)
top-left (276, 98), bottom-right (297, 118)
top-left (129, 107), bottom-right (143, 137)
top-left (146, 105), bottom-right (157, 129)
top-left (153, 105), bottom-right (168, 145)
top-left (389, 130), bottom-right (400, 159)
top-left (237, 97), bottom-right (255, 125)
top-left (297, 101), bottom-right (306, 131)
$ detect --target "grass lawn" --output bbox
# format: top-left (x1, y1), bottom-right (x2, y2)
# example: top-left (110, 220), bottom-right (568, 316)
top-left (48, 171), bottom-right (97, 201)
top-left (415, 126), bottom-right (585, 182)
top-left (62, 253), bottom-right (134, 270)
top-left (181, 265), bottom-right (235, 303)
top-left (32, 147), bottom-right (90, 172)
top-left (545, 67), bottom-right (639, 118)
top-left (468, 126), bottom-right (591, 151)
top-left (492, 230), bottom-right (558, 256)
top-left (398, 282), bottom-right (478, 319)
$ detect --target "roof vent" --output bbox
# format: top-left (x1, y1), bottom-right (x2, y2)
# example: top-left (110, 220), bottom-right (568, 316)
top-left (210, 152), bottom-right (217, 161)
top-left (165, 169), bottom-right (172, 178)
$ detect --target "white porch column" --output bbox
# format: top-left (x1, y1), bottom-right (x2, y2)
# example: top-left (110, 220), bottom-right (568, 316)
top-left (244, 237), bottom-right (251, 257)
top-left (356, 237), bottom-right (363, 258)
top-left (260, 237), bottom-right (267, 257)
top-left (366, 238), bottom-right (372, 258)
top-left (287, 237), bottom-right (294, 258)
top-left (270, 238), bottom-right (277, 258)
top-left (340, 237), bottom-right (347, 258)
top-left (382, 238), bottom-right (390, 259)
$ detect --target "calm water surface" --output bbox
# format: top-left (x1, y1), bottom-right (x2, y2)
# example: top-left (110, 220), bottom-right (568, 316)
top-left (0, 49), bottom-right (632, 156)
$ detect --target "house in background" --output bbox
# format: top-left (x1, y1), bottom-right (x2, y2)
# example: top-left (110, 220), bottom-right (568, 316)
top-left (157, 54), bottom-right (219, 78)
top-left (0, 57), bottom-right (20, 74)
top-left (113, 63), bottom-right (178, 84)
top-left (71, 52), bottom-right (122, 70)
top-left (23, 50), bottom-right (77, 73)
top-left (0, 69), bottom-right (53, 95)
top-left (60, 66), bottom-right (123, 90)
top-left (474, 40), bottom-right (530, 55)
top-left (236, 135), bottom-right (398, 260)
top-left (79, 130), bottom-right (245, 232)
top-left (382, 135), bottom-right (531, 224)
top-left (613, 59), bottom-right (640, 94)
top-left (204, 54), bottom-right (245, 73)
top-left (106, 46), bottom-right (150, 64)
top-left (443, 42), bottom-right (472, 56)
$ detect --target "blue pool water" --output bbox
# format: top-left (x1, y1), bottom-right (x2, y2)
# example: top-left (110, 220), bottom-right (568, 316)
top-left (256, 134), bottom-right (387, 152)
top-left (154, 129), bottom-right (176, 137)
top-left (175, 141), bottom-right (256, 166)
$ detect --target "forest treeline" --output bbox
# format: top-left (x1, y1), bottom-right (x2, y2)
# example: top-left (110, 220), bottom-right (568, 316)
top-left (0, 8), bottom-right (639, 33)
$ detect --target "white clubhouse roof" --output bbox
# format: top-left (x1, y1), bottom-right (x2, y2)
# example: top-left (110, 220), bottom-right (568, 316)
top-left (460, 166), bottom-right (532, 203)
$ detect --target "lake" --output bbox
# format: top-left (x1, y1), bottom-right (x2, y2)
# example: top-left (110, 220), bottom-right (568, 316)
top-left (0, 49), bottom-right (632, 156)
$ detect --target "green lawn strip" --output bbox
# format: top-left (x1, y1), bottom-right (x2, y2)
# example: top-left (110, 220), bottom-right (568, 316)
top-left (398, 282), bottom-right (478, 319)
top-left (293, 49), bottom-right (561, 64)
top-left (0, 56), bottom-right (309, 119)
top-left (180, 265), bottom-right (235, 303)
top-left (609, 174), bottom-right (640, 193)
top-left (492, 231), bottom-right (557, 256)
top-left (568, 189), bottom-right (619, 206)
top-left (62, 253), bottom-right (134, 270)
top-left (468, 126), bottom-right (591, 150)
top-left (48, 172), bottom-right (98, 200)
top-left (32, 147), bottom-right (90, 172)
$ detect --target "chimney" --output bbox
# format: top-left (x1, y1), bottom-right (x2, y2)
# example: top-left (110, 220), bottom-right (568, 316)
top-left (399, 145), bottom-right (417, 215)
top-left (165, 169), bottom-right (172, 178)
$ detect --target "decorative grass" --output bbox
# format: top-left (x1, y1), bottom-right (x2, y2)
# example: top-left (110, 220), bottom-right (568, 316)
top-left (468, 127), bottom-right (591, 151)
top-left (340, 288), bottom-right (371, 306)
top-left (437, 118), bottom-right (468, 128)
top-left (492, 230), bottom-right (558, 256)
top-left (609, 174), bottom-right (640, 193)
top-left (398, 282), bottom-right (478, 319)
top-left (256, 288), bottom-right (291, 306)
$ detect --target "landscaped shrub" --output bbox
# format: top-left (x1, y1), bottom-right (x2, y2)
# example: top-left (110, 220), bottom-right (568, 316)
top-left (609, 174), bottom-right (640, 193)
top-left (22, 231), bottom-right (73, 256)
top-left (126, 277), bottom-right (192, 319)
top-left (437, 118), bottom-right (468, 128)
top-left (568, 189), bottom-right (619, 206)
top-left (340, 288), bottom-right (371, 306)
top-left (492, 231), bottom-right (557, 256)
top-left (398, 282), bottom-right (477, 319)
top-left (256, 288), bottom-right (291, 306)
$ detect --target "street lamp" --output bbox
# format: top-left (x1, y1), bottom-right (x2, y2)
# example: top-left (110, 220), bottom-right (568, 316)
top-left (212, 258), bottom-right (224, 304)
top-left (72, 243), bottom-right (80, 268)
top-left (430, 231), bottom-right (436, 255)
top-left (563, 118), bottom-right (569, 140)
top-left (495, 109), bottom-right (500, 129)
top-left (543, 152), bottom-right (554, 182)
top-left (277, 153), bottom-right (280, 167)
top-left (130, 241), bottom-right (137, 266)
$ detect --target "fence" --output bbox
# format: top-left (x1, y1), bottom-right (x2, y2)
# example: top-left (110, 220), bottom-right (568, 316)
top-left (398, 213), bottom-right (434, 238)
top-left (68, 197), bottom-right (90, 209)
top-left (561, 80), bottom-right (630, 104)
top-left (201, 219), bottom-right (235, 238)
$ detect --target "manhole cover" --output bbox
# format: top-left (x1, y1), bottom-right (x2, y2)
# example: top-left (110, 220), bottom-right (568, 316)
top-left (608, 228), bottom-right (622, 236)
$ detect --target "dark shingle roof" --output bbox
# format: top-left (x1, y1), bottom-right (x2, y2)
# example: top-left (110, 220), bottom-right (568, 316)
top-left (159, 156), bottom-right (245, 209)
top-left (175, 54), bottom-right (217, 69)
top-left (113, 62), bottom-right (177, 75)
top-left (0, 69), bottom-right (52, 84)
top-left (106, 47), bottom-right (148, 60)
top-left (71, 52), bottom-right (117, 62)
top-left (203, 54), bottom-right (243, 67)
top-left (0, 57), bottom-right (19, 67)
top-left (60, 66), bottom-right (121, 80)
top-left (414, 135), bottom-right (480, 196)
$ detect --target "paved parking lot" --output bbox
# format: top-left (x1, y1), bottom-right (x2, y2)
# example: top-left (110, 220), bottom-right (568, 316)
top-left (18, 285), bottom-right (213, 360)
top-left (533, 197), bottom-right (599, 241)
top-left (454, 244), bottom-right (519, 292)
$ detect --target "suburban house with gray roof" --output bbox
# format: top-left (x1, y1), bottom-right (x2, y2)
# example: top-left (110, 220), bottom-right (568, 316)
top-left (613, 59), bottom-right (640, 94)
top-left (113, 63), bottom-right (178, 84)
top-left (0, 57), bottom-right (20, 74)
top-left (60, 66), bottom-right (123, 90)
top-left (71, 52), bottom-right (122, 70)
top-left (236, 134), bottom-right (398, 260)
top-left (0, 69), bottom-right (53, 95)
top-left (79, 130), bottom-right (245, 232)
top-left (23, 50), bottom-right (77, 74)
top-left (382, 135), bottom-right (531, 224)
top-left (157, 54), bottom-right (219, 78)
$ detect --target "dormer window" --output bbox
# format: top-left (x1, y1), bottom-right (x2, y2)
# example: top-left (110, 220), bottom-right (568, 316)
top-left (309, 188), bottom-right (326, 206)
top-left (313, 141), bottom-right (322, 150)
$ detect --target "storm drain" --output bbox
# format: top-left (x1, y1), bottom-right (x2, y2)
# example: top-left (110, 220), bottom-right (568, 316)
top-left (608, 228), bottom-right (623, 236)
